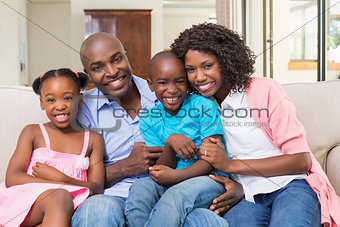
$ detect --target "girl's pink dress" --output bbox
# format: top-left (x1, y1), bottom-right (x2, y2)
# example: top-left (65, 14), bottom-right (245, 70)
top-left (0, 123), bottom-right (90, 227)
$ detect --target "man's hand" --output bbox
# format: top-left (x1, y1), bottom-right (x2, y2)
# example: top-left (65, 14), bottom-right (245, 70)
top-left (208, 175), bottom-right (244, 216)
top-left (126, 142), bottom-right (163, 176)
top-left (32, 162), bottom-right (68, 182)
top-left (166, 134), bottom-right (198, 161)
top-left (149, 165), bottom-right (179, 186)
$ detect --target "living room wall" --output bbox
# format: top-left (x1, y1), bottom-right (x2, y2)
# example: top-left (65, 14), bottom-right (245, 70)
top-left (27, 2), bottom-right (71, 84)
top-left (0, 0), bottom-right (28, 85)
top-left (70, 0), bottom-right (163, 72)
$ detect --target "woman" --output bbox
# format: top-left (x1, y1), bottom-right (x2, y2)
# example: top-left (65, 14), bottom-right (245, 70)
top-left (171, 23), bottom-right (340, 227)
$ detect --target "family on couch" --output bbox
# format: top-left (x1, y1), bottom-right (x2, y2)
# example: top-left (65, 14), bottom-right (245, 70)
top-left (1, 23), bottom-right (339, 227)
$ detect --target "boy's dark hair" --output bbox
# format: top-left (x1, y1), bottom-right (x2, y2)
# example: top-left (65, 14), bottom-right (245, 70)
top-left (148, 51), bottom-right (183, 79)
top-left (32, 68), bottom-right (88, 95)
top-left (171, 23), bottom-right (255, 93)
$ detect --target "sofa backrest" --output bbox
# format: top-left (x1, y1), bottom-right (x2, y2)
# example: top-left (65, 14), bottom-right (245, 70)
top-left (282, 80), bottom-right (340, 169)
top-left (283, 80), bottom-right (340, 196)
top-left (0, 86), bottom-right (48, 182)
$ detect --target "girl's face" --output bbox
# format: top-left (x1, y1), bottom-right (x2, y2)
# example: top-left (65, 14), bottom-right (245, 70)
top-left (40, 77), bottom-right (79, 129)
top-left (184, 50), bottom-right (224, 99)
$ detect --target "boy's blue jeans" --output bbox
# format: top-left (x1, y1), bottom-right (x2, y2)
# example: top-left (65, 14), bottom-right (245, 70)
top-left (71, 177), bottom-right (228, 227)
top-left (125, 175), bottom-right (228, 227)
top-left (224, 179), bottom-right (321, 227)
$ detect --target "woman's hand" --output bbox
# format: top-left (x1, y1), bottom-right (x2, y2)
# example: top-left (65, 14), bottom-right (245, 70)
top-left (198, 137), bottom-right (231, 172)
top-left (149, 165), bottom-right (179, 186)
top-left (208, 175), bottom-right (244, 216)
top-left (32, 162), bottom-right (68, 182)
top-left (166, 134), bottom-right (198, 161)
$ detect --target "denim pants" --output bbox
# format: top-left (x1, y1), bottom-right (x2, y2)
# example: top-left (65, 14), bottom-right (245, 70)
top-left (224, 179), bottom-right (321, 227)
top-left (125, 176), bottom-right (228, 227)
top-left (72, 194), bottom-right (126, 227)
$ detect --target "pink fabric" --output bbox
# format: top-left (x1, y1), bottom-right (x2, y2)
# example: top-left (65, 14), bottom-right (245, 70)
top-left (0, 124), bottom-right (90, 227)
top-left (245, 77), bottom-right (340, 227)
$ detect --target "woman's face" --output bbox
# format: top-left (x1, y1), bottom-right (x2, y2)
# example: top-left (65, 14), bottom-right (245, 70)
top-left (184, 50), bottom-right (224, 98)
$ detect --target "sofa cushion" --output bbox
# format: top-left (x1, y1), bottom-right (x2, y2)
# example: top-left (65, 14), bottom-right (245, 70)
top-left (0, 86), bottom-right (48, 182)
top-left (283, 80), bottom-right (340, 169)
top-left (326, 145), bottom-right (340, 196)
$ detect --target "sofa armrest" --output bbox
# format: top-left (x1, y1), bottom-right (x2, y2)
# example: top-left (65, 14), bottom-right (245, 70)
top-left (325, 145), bottom-right (340, 199)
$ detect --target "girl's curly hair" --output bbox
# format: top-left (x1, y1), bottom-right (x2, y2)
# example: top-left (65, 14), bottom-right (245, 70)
top-left (171, 23), bottom-right (255, 93)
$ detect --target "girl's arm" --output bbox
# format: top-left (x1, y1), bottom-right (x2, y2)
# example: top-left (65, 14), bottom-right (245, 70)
top-left (5, 125), bottom-right (68, 187)
top-left (33, 132), bottom-right (105, 195)
top-left (198, 138), bottom-right (310, 177)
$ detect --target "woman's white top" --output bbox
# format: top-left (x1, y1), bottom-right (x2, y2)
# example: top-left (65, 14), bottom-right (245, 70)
top-left (215, 91), bottom-right (306, 202)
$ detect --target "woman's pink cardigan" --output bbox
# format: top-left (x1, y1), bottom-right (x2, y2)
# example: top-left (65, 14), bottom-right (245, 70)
top-left (245, 77), bottom-right (340, 227)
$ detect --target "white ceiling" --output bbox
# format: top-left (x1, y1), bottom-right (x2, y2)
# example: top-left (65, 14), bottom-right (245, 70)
top-left (28, 0), bottom-right (70, 3)
top-left (28, 0), bottom-right (215, 4)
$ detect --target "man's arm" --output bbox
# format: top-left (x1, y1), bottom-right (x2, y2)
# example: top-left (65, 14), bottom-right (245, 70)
top-left (105, 142), bottom-right (162, 188)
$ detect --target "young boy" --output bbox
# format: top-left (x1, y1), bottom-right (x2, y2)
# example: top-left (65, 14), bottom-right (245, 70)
top-left (124, 51), bottom-right (229, 227)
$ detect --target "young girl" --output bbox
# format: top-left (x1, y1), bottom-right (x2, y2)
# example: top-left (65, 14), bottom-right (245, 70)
top-left (0, 68), bottom-right (105, 227)
top-left (171, 23), bottom-right (340, 227)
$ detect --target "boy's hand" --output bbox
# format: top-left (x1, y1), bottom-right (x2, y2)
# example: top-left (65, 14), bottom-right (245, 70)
top-left (166, 134), bottom-right (198, 161)
top-left (198, 137), bottom-right (230, 172)
top-left (149, 165), bottom-right (179, 186)
top-left (32, 162), bottom-right (69, 182)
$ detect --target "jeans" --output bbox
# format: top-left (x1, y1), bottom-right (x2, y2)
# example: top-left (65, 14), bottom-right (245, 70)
top-left (184, 208), bottom-right (229, 227)
top-left (224, 179), bottom-right (321, 227)
top-left (72, 194), bottom-right (126, 227)
top-left (125, 176), bottom-right (226, 227)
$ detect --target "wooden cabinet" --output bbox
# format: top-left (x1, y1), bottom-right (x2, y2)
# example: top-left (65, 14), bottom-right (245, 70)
top-left (84, 9), bottom-right (152, 79)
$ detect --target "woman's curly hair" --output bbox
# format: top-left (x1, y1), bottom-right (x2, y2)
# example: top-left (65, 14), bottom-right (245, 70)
top-left (171, 23), bottom-right (255, 93)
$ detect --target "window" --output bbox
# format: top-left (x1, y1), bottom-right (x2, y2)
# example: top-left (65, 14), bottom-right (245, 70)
top-left (327, 0), bottom-right (340, 80)
top-left (289, 0), bottom-right (318, 60)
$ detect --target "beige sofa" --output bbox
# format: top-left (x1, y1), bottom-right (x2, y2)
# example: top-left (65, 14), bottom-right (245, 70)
top-left (0, 81), bottom-right (339, 202)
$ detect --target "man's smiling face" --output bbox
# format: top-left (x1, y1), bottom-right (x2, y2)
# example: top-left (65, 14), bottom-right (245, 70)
top-left (81, 33), bottom-right (133, 98)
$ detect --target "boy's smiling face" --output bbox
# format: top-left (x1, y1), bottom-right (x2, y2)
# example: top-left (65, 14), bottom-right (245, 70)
top-left (148, 54), bottom-right (188, 115)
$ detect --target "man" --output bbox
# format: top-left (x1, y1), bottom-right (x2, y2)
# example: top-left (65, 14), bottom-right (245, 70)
top-left (72, 32), bottom-right (243, 226)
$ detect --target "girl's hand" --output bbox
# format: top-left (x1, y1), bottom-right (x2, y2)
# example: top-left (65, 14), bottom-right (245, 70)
top-left (198, 137), bottom-right (231, 172)
top-left (149, 165), bottom-right (179, 186)
top-left (32, 162), bottom-right (68, 182)
top-left (166, 134), bottom-right (198, 161)
top-left (208, 175), bottom-right (244, 216)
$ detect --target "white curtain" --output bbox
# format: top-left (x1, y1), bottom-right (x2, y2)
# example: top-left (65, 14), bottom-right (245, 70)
top-left (216, 0), bottom-right (230, 27)
top-left (216, 0), bottom-right (241, 32)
